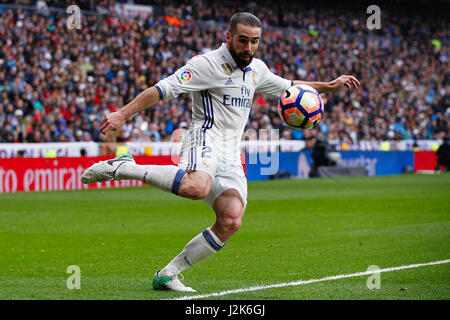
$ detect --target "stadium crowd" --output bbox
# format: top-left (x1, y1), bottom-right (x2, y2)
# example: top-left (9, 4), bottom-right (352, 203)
top-left (0, 0), bottom-right (448, 145)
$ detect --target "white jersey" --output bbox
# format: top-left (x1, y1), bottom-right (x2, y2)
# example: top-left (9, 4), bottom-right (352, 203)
top-left (155, 43), bottom-right (292, 165)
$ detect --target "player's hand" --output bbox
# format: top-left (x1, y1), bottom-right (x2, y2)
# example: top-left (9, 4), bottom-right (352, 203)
top-left (100, 111), bottom-right (126, 135)
top-left (330, 75), bottom-right (360, 92)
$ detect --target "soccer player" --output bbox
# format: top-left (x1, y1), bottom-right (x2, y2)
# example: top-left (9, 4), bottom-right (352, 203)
top-left (81, 12), bottom-right (360, 292)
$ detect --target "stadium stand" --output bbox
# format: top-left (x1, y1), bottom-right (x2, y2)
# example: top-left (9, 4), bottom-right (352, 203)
top-left (0, 0), bottom-right (448, 145)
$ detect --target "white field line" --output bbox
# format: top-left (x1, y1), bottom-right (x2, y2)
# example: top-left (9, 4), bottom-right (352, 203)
top-left (170, 259), bottom-right (450, 300)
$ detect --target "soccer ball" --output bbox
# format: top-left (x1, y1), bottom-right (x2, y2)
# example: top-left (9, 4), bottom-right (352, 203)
top-left (278, 85), bottom-right (324, 129)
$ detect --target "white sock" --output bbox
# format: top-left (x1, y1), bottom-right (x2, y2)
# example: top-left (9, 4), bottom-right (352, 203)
top-left (160, 228), bottom-right (225, 276)
top-left (116, 163), bottom-right (186, 194)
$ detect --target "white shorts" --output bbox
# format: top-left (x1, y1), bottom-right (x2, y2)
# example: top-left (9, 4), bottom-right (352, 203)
top-left (203, 163), bottom-right (247, 210)
top-left (178, 135), bottom-right (247, 210)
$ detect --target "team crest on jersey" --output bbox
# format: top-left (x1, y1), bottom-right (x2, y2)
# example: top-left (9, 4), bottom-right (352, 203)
top-left (201, 159), bottom-right (209, 168)
top-left (252, 73), bottom-right (257, 87)
top-left (221, 63), bottom-right (232, 76)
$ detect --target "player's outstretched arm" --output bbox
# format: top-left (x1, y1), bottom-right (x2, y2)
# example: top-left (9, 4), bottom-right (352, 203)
top-left (293, 75), bottom-right (360, 93)
top-left (100, 86), bottom-right (161, 135)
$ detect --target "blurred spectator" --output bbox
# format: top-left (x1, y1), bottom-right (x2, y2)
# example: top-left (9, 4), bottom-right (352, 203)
top-left (435, 136), bottom-right (450, 171)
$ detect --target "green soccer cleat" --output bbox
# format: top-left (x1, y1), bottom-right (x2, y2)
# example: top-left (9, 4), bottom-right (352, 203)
top-left (152, 270), bottom-right (196, 292)
top-left (81, 153), bottom-right (135, 184)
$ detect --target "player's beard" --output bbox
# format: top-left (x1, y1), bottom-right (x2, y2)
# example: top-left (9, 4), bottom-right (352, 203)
top-left (229, 42), bottom-right (255, 69)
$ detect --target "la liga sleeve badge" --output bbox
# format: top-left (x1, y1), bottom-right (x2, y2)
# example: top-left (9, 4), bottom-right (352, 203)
top-left (179, 70), bottom-right (192, 82)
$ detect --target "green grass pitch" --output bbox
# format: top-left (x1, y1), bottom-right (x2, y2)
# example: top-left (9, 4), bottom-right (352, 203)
top-left (0, 174), bottom-right (449, 300)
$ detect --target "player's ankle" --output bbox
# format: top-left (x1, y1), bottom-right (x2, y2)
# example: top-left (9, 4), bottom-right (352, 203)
top-left (159, 266), bottom-right (178, 277)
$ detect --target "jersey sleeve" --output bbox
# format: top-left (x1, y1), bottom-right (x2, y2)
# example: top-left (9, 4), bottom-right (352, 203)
top-left (255, 60), bottom-right (292, 99)
top-left (155, 56), bottom-right (214, 100)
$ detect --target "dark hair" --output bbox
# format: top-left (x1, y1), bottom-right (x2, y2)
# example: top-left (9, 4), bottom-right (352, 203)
top-left (229, 12), bottom-right (262, 35)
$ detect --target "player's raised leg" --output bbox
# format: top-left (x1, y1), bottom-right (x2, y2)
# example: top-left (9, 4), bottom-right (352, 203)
top-left (81, 153), bottom-right (212, 199)
top-left (153, 189), bottom-right (244, 292)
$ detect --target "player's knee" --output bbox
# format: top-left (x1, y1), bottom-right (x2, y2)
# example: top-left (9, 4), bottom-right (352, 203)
top-left (185, 178), bottom-right (210, 200)
top-left (179, 172), bottom-right (211, 200)
top-left (219, 208), bottom-right (243, 234)
top-left (189, 182), bottom-right (210, 200)
top-left (228, 216), bottom-right (242, 233)
top-left (224, 217), bottom-right (242, 235)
